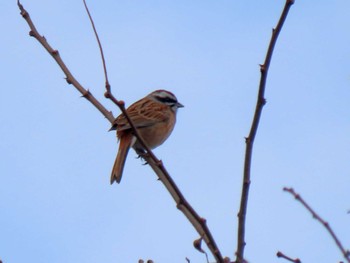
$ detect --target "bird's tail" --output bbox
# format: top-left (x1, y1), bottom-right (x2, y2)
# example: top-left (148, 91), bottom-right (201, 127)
top-left (110, 133), bottom-right (133, 184)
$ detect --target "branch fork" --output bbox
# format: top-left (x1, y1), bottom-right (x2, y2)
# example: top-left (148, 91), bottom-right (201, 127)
top-left (18, 0), bottom-right (224, 261)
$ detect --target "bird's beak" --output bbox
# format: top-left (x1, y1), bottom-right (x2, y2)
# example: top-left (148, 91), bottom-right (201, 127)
top-left (176, 102), bottom-right (184, 108)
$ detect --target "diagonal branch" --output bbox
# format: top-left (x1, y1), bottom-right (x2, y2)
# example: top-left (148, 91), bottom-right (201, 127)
top-left (145, 158), bottom-right (224, 262)
top-left (283, 187), bottom-right (350, 263)
top-left (82, 0), bottom-right (224, 261)
top-left (17, 0), bottom-right (114, 124)
top-left (18, 1), bottom-right (224, 262)
top-left (235, 1), bottom-right (295, 262)
top-left (81, 1), bottom-right (224, 261)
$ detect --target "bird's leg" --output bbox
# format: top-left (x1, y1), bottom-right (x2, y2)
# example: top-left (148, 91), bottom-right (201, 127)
top-left (134, 148), bottom-right (149, 165)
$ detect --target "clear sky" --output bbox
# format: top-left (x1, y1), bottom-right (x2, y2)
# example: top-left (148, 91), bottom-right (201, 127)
top-left (1, 0), bottom-right (350, 262)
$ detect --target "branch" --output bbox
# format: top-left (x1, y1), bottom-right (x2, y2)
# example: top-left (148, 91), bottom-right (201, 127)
top-left (235, 1), bottom-right (295, 262)
top-left (82, 1), bottom-right (224, 261)
top-left (80, 1), bottom-right (156, 163)
top-left (81, 1), bottom-right (224, 261)
top-left (140, 156), bottom-right (224, 262)
top-left (81, 0), bottom-right (163, 166)
top-left (17, 0), bottom-right (114, 124)
top-left (283, 187), bottom-right (350, 263)
top-left (82, 0), bottom-right (110, 91)
top-left (277, 251), bottom-right (301, 263)
top-left (18, 1), bottom-right (224, 262)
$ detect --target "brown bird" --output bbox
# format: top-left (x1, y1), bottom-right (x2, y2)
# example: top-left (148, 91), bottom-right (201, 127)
top-left (110, 90), bottom-right (183, 184)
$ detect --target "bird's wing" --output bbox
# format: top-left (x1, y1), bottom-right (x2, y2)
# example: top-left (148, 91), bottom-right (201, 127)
top-left (110, 100), bottom-right (169, 132)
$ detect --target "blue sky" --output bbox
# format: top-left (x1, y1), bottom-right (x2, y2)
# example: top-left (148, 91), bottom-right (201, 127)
top-left (1, 0), bottom-right (350, 262)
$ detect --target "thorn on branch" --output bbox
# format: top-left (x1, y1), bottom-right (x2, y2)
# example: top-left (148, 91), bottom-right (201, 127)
top-left (20, 9), bottom-right (28, 18)
top-left (260, 98), bottom-right (267, 106)
top-left (51, 50), bottom-right (59, 56)
top-left (117, 100), bottom-right (125, 107)
top-left (259, 64), bottom-right (266, 73)
top-left (155, 159), bottom-right (163, 167)
top-left (104, 91), bottom-right (110, 99)
top-left (65, 77), bottom-right (72, 85)
top-left (244, 179), bottom-right (251, 186)
top-left (81, 89), bottom-right (91, 98)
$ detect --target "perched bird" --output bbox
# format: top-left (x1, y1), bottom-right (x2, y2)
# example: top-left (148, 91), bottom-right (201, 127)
top-left (110, 90), bottom-right (183, 184)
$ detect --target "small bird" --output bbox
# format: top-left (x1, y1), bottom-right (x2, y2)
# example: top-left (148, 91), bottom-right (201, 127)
top-left (110, 90), bottom-right (183, 184)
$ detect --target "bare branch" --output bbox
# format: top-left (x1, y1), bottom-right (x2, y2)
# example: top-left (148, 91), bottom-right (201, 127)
top-left (80, 0), bottom-right (161, 179)
top-left (17, 0), bottom-right (114, 123)
top-left (277, 251), bottom-right (301, 263)
top-left (143, 157), bottom-right (224, 262)
top-left (82, 0), bottom-right (111, 92)
top-left (81, 1), bottom-right (224, 260)
top-left (283, 187), bottom-right (350, 263)
top-left (235, 1), bottom-right (295, 262)
top-left (18, 1), bottom-right (224, 261)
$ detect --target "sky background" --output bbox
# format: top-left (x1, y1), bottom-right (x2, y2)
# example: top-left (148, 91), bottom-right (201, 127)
top-left (1, 0), bottom-right (350, 262)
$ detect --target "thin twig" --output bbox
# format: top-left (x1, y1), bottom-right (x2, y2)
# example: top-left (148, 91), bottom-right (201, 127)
top-left (81, 0), bottom-right (158, 174)
top-left (80, 0), bottom-right (173, 167)
top-left (17, 0), bottom-right (114, 123)
top-left (82, 0), bottom-right (111, 91)
top-left (235, 1), bottom-right (295, 262)
top-left (277, 251), bottom-right (301, 263)
top-left (18, 1), bottom-right (224, 262)
top-left (283, 187), bottom-right (350, 263)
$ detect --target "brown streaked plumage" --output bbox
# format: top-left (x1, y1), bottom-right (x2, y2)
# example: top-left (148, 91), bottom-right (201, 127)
top-left (110, 90), bottom-right (183, 184)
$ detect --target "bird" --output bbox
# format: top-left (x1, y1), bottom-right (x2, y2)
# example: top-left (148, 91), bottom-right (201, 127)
top-left (110, 90), bottom-right (183, 184)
